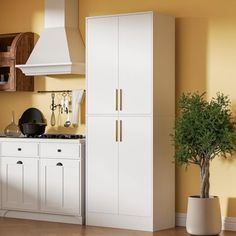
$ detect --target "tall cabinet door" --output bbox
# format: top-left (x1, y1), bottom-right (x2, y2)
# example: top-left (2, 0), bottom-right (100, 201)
top-left (118, 116), bottom-right (152, 217)
top-left (118, 13), bottom-right (152, 115)
top-left (87, 116), bottom-right (118, 214)
top-left (87, 16), bottom-right (119, 115)
top-left (1, 157), bottom-right (39, 211)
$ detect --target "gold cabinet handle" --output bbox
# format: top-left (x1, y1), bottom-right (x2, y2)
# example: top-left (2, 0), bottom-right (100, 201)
top-left (116, 89), bottom-right (118, 111)
top-left (120, 120), bottom-right (122, 142)
top-left (120, 89), bottom-right (122, 111)
top-left (116, 120), bottom-right (118, 142)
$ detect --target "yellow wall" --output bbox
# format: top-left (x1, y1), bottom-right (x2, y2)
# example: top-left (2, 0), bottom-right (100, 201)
top-left (207, 18), bottom-right (236, 217)
top-left (1, 0), bottom-right (236, 217)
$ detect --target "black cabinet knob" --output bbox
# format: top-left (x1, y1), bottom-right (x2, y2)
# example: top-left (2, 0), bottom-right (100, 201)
top-left (56, 162), bottom-right (63, 166)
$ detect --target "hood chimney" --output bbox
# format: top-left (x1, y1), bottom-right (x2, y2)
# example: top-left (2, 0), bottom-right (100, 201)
top-left (16, 0), bottom-right (85, 76)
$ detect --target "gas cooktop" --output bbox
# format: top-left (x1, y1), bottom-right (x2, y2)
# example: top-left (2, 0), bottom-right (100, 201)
top-left (26, 134), bottom-right (85, 139)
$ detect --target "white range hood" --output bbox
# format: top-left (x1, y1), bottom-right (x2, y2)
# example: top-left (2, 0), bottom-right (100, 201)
top-left (16, 0), bottom-right (85, 76)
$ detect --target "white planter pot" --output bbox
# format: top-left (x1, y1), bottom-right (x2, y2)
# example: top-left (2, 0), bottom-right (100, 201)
top-left (186, 196), bottom-right (222, 235)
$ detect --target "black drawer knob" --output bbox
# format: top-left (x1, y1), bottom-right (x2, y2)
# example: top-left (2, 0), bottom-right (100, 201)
top-left (17, 161), bottom-right (23, 165)
top-left (17, 148), bottom-right (22, 151)
top-left (57, 149), bottom-right (62, 152)
top-left (56, 162), bottom-right (63, 166)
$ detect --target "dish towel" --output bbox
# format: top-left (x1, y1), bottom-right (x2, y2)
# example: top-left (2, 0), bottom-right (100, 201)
top-left (72, 89), bottom-right (84, 126)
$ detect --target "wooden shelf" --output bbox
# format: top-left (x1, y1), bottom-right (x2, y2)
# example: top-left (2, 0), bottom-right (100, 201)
top-left (0, 32), bottom-right (34, 91)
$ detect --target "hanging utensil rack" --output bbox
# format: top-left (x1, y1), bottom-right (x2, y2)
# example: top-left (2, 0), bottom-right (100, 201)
top-left (37, 89), bottom-right (85, 127)
top-left (37, 89), bottom-right (86, 101)
top-left (38, 90), bottom-right (86, 94)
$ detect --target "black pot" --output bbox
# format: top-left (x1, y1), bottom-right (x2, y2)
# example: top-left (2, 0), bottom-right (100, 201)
top-left (19, 108), bottom-right (47, 136)
top-left (21, 122), bottom-right (46, 136)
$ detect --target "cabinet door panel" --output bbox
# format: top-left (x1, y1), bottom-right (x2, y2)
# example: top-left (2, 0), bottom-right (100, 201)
top-left (87, 17), bottom-right (118, 115)
top-left (87, 116), bottom-right (118, 214)
top-left (40, 159), bottom-right (80, 216)
top-left (119, 13), bottom-right (152, 115)
top-left (1, 157), bottom-right (39, 211)
top-left (118, 116), bottom-right (152, 216)
top-left (3, 162), bottom-right (22, 203)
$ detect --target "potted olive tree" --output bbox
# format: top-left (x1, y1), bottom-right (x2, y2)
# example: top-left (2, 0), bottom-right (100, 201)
top-left (173, 92), bottom-right (236, 235)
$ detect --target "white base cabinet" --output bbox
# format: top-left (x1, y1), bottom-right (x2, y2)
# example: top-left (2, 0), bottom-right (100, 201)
top-left (86, 11), bottom-right (175, 231)
top-left (0, 138), bottom-right (85, 224)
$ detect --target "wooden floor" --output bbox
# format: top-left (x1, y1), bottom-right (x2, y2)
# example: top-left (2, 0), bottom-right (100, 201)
top-left (0, 218), bottom-right (234, 236)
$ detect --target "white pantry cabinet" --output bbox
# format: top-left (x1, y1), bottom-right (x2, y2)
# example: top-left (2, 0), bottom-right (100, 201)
top-left (86, 12), bottom-right (175, 231)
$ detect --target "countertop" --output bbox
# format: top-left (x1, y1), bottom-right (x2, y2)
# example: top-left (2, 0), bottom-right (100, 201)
top-left (0, 136), bottom-right (86, 144)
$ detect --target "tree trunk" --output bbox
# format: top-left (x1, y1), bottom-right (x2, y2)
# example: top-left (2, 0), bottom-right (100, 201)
top-left (200, 159), bottom-right (210, 198)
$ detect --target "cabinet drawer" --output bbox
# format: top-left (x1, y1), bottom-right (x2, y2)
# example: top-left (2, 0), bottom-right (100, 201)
top-left (39, 143), bottom-right (80, 159)
top-left (1, 142), bottom-right (38, 157)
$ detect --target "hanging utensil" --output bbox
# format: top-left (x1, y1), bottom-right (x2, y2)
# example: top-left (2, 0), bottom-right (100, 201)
top-left (68, 94), bottom-right (72, 113)
top-left (57, 105), bottom-right (62, 126)
top-left (61, 92), bottom-right (67, 114)
top-left (64, 95), bottom-right (71, 127)
top-left (50, 93), bottom-right (56, 126)
top-left (64, 110), bottom-right (71, 127)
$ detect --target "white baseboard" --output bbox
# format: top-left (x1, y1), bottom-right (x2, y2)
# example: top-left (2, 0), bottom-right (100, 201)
top-left (222, 217), bottom-right (236, 231)
top-left (0, 209), bottom-right (83, 225)
top-left (176, 213), bottom-right (236, 231)
top-left (87, 212), bottom-right (153, 231)
top-left (175, 213), bottom-right (186, 227)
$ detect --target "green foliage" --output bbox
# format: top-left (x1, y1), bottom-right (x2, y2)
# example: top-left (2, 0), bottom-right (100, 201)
top-left (173, 92), bottom-right (236, 166)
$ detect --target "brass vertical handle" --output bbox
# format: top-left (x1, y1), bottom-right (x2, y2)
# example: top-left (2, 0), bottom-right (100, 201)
top-left (116, 120), bottom-right (118, 142)
top-left (116, 89), bottom-right (118, 111)
top-left (120, 89), bottom-right (122, 111)
top-left (120, 120), bottom-right (122, 142)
